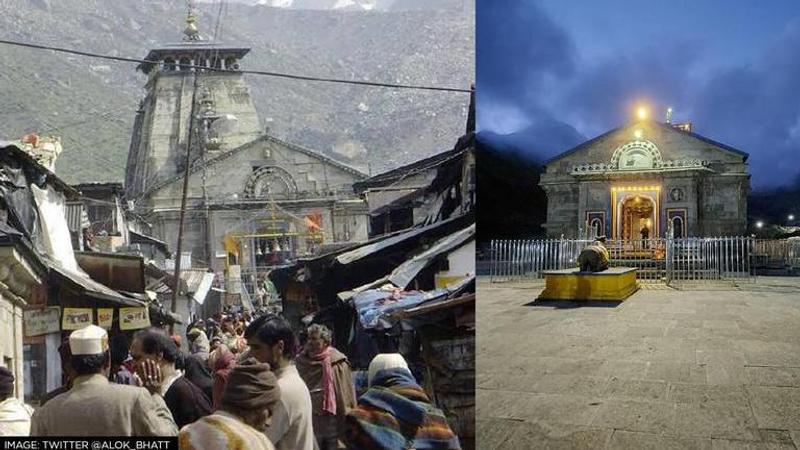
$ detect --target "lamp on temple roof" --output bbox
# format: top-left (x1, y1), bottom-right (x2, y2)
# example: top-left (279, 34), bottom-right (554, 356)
top-left (637, 106), bottom-right (648, 121)
top-left (666, 107), bottom-right (673, 124)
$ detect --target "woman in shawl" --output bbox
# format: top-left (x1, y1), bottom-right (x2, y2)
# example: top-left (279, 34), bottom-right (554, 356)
top-left (344, 354), bottom-right (461, 450)
top-left (295, 324), bottom-right (357, 450)
top-left (188, 328), bottom-right (211, 360)
top-left (208, 345), bottom-right (237, 411)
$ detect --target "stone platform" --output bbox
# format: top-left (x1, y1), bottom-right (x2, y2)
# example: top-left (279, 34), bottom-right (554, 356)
top-left (538, 267), bottom-right (639, 301)
top-left (477, 277), bottom-right (800, 449)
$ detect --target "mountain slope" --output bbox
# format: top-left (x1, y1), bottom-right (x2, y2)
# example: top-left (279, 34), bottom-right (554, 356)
top-left (0, 0), bottom-right (473, 184)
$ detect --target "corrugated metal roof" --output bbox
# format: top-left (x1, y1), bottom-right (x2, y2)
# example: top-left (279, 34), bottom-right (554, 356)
top-left (335, 215), bottom-right (464, 265)
top-left (65, 203), bottom-right (89, 232)
top-left (388, 224), bottom-right (475, 288)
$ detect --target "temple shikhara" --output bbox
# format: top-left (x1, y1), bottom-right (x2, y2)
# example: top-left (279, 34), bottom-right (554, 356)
top-left (124, 11), bottom-right (369, 274)
top-left (539, 112), bottom-right (750, 239)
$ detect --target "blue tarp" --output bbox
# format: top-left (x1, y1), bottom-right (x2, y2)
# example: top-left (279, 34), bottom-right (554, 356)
top-left (352, 288), bottom-right (449, 330)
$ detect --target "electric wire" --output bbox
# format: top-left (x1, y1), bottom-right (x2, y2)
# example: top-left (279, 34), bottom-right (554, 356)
top-left (0, 38), bottom-right (472, 93)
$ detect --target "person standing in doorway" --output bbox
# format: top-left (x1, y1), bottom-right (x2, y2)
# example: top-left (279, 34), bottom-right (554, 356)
top-left (641, 224), bottom-right (650, 248)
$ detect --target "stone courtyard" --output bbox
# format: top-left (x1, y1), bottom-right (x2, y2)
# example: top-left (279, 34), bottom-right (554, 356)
top-left (477, 278), bottom-right (800, 449)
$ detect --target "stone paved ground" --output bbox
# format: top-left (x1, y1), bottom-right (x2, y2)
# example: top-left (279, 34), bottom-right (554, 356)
top-left (477, 277), bottom-right (800, 449)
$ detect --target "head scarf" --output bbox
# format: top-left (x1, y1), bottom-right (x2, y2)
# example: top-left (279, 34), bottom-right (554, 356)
top-left (190, 330), bottom-right (210, 355)
top-left (220, 358), bottom-right (281, 415)
top-left (305, 346), bottom-right (337, 415)
top-left (210, 345), bottom-right (237, 410)
top-left (368, 353), bottom-right (410, 386)
top-left (345, 367), bottom-right (461, 450)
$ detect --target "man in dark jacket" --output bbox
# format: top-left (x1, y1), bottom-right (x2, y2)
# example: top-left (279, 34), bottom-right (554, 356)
top-left (130, 328), bottom-right (212, 428)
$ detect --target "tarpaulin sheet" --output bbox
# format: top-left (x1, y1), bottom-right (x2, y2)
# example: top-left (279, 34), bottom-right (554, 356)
top-left (32, 184), bottom-right (78, 272)
top-left (192, 272), bottom-right (215, 305)
top-left (352, 288), bottom-right (448, 330)
top-left (0, 156), bottom-right (40, 244)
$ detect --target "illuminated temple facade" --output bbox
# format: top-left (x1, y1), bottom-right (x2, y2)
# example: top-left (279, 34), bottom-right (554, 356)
top-left (539, 120), bottom-right (750, 239)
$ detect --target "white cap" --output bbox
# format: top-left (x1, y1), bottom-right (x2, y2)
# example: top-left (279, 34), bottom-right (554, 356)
top-left (69, 325), bottom-right (109, 356)
top-left (368, 353), bottom-right (409, 386)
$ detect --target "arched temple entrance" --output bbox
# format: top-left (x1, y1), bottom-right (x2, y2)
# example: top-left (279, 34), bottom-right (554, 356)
top-left (620, 195), bottom-right (656, 240)
top-left (612, 186), bottom-right (661, 240)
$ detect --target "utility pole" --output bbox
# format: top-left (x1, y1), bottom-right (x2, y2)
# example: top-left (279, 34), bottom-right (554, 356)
top-left (170, 71), bottom-right (201, 331)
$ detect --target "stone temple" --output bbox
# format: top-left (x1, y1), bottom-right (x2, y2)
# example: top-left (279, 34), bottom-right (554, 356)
top-left (124, 15), bottom-right (368, 278)
top-left (539, 118), bottom-right (750, 239)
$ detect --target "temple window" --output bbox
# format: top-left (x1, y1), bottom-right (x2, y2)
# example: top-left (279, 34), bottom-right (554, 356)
top-left (163, 58), bottom-right (176, 72)
top-left (672, 216), bottom-right (684, 238)
top-left (178, 57), bottom-right (191, 71)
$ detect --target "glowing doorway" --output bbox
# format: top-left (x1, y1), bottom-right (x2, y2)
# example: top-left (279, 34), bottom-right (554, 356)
top-left (612, 186), bottom-right (661, 240)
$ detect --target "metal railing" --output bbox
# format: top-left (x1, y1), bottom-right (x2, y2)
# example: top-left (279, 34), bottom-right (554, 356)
top-left (666, 237), bottom-right (754, 283)
top-left (489, 237), bottom-right (759, 285)
top-left (489, 238), bottom-right (589, 283)
top-left (753, 239), bottom-right (800, 272)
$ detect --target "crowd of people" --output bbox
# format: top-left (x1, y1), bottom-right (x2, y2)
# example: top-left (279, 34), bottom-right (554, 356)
top-left (0, 311), bottom-right (462, 450)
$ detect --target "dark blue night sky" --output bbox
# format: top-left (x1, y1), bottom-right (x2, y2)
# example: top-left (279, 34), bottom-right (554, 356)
top-left (477, 0), bottom-right (800, 190)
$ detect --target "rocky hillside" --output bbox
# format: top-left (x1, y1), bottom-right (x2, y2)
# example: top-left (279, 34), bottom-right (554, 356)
top-left (227, 0), bottom-right (471, 12)
top-left (0, 0), bottom-right (473, 183)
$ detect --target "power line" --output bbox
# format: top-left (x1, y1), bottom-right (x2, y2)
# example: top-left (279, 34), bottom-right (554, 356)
top-left (0, 38), bottom-right (472, 93)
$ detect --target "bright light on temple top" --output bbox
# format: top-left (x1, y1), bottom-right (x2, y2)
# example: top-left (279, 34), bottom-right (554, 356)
top-left (637, 106), bottom-right (648, 120)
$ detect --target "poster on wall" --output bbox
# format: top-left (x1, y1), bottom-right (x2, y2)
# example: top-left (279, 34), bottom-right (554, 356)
top-left (62, 308), bottom-right (93, 331)
top-left (97, 308), bottom-right (114, 329)
top-left (23, 307), bottom-right (61, 336)
top-left (119, 307), bottom-right (150, 330)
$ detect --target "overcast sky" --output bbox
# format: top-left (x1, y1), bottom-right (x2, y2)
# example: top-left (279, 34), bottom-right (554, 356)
top-left (477, 0), bottom-right (800, 189)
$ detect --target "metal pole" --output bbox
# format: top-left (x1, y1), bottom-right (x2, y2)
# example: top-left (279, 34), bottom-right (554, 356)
top-left (170, 71), bottom-right (201, 332)
top-left (489, 240), bottom-right (495, 283)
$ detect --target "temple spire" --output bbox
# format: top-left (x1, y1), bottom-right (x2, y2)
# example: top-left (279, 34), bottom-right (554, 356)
top-left (183, 0), bottom-right (202, 41)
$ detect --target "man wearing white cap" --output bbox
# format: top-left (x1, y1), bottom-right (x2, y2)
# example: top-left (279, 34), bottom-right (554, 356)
top-left (30, 325), bottom-right (178, 436)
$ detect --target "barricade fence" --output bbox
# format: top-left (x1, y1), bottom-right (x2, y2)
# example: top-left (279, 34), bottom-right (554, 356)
top-left (753, 239), bottom-right (800, 272)
top-left (489, 237), bottom-right (762, 285)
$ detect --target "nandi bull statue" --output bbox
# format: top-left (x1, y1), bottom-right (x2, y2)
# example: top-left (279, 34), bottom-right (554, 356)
top-left (577, 236), bottom-right (610, 272)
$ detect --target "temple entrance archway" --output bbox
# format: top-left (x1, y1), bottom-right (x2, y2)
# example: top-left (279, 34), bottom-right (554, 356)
top-left (620, 195), bottom-right (656, 240)
top-left (612, 186), bottom-right (661, 240)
